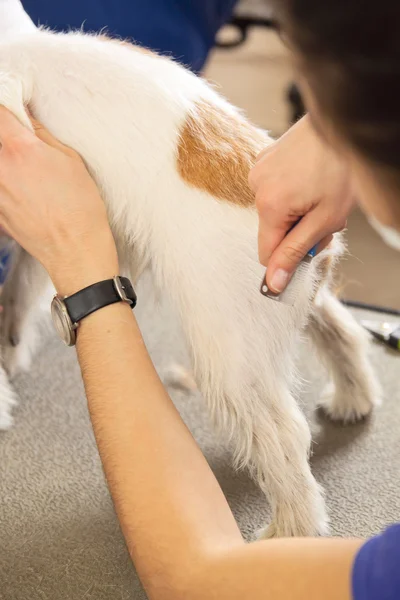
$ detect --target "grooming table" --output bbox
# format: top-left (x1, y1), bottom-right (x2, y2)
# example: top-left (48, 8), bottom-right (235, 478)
top-left (1, 283), bottom-right (399, 600)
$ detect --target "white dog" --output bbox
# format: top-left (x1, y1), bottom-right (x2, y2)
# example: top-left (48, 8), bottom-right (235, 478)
top-left (0, 0), bottom-right (381, 538)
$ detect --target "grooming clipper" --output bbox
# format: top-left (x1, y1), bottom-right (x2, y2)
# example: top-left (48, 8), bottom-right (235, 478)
top-left (260, 244), bottom-right (318, 306)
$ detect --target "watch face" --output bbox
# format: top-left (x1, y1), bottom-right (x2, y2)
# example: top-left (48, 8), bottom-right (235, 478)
top-left (51, 296), bottom-right (76, 346)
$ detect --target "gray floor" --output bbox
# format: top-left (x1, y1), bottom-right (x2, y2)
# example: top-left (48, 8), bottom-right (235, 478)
top-left (1, 290), bottom-right (399, 600)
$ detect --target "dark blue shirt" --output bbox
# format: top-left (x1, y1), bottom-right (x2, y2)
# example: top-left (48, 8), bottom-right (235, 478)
top-left (353, 524), bottom-right (400, 600)
top-left (22, 0), bottom-right (238, 71)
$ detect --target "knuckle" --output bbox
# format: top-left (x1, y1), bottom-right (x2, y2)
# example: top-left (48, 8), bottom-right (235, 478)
top-left (329, 219), bottom-right (346, 234)
top-left (335, 219), bottom-right (347, 232)
top-left (255, 189), bottom-right (279, 214)
top-left (321, 207), bottom-right (348, 233)
top-left (282, 243), bottom-right (306, 264)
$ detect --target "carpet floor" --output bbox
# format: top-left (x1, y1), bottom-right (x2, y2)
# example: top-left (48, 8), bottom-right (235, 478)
top-left (1, 285), bottom-right (399, 599)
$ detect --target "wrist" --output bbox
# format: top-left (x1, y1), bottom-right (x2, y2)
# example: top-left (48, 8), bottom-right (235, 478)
top-left (51, 262), bottom-right (120, 297)
top-left (45, 233), bottom-right (120, 296)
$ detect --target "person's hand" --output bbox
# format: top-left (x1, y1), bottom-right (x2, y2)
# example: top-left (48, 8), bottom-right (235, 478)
top-left (249, 115), bottom-right (354, 293)
top-left (0, 107), bottom-right (118, 295)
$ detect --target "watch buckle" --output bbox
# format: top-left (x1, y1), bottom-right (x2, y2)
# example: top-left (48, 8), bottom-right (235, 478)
top-left (113, 276), bottom-right (133, 305)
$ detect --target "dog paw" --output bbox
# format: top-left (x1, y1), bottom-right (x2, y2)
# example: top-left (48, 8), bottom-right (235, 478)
top-left (2, 343), bottom-right (33, 378)
top-left (0, 299), bottom-right (25, 377)
top-left (319, 379), bottom-right (381, 424)
top-left (258, 515), bottom-right (329, 539)
top-left (257, 522), bottom-right (279, 540)
top-left (0, 384), bottom-right (17, 431)
top-left (258, 493), bottom-right (330, 539)
top-left (0, 408), bottom-right (14, 430)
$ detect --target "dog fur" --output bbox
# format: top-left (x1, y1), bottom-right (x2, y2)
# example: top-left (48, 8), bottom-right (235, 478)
top-left (0, 0), bottom-right (381, 538)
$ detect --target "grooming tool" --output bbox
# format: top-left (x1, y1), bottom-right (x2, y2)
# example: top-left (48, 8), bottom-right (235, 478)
top-left (260, 242), bottom-right (318, 306)
top-left (0, 239), bottom-right (14, 293)
top-left (361, 320), bottom-right (400, 352)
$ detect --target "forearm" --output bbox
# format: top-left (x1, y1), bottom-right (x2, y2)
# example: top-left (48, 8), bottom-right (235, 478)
top-left (74, 297), bottom-right (243, 598)
top-left (49, 251), bottom-right (362, 600)
top-left (194, 537), bottom-right (362, 600)
top-left (49, 256), bottom-right (363, 600)
top-left (73, 290), bottom-right (361, 600)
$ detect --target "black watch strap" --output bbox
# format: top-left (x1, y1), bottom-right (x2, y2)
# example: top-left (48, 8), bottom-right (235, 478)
top-left (64, 276), bottom-right (137, 324)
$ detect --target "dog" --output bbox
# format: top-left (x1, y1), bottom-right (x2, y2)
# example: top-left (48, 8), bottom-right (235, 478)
top-left (0, 0), bottom-right (381, 538)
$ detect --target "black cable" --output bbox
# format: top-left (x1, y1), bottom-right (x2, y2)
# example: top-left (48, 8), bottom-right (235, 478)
top-left (340, 299), bottom-right (400, 316)
top-left (215, 16), bottom-right (278, 49)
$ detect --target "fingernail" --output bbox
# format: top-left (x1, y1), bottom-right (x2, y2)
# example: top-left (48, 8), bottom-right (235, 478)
top-left (270, 269), bottom-right (290, 293)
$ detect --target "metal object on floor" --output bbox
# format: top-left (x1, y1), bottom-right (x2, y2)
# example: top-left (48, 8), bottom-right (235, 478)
top-left (361, 320), bottom-right (400, 352)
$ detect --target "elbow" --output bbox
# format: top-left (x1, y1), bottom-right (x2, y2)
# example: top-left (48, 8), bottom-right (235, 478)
top-left (144, 562), bottom-right (208, 600)
top-left (146, 580), bottom-right (201, 600)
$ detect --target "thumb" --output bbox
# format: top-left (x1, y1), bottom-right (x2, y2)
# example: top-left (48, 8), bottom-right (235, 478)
top-left (266, 211), bottom-right (331, 293)
top-left (0, 105), bottom-right (31, 143)
top-left (29, 113), bottom-right (76, 157)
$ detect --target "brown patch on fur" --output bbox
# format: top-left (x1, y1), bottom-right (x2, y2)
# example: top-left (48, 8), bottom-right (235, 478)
top-left (177, 100), bottom-right (268, 207)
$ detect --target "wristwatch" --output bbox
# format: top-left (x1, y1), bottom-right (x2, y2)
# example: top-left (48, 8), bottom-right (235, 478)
top-left (51, 276), bottom-right (137, 346)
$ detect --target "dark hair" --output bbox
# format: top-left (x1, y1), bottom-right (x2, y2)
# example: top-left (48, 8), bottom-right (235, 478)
top-left (275, 1), bottom-right (400, 172)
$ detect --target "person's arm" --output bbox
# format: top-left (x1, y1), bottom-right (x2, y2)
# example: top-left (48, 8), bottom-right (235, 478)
top-left (59, 271), bottom-right (362, 600)
top-left (0, 107), bottom-right (362, 600)
top-left (249, 115), bottom-right (355, 293)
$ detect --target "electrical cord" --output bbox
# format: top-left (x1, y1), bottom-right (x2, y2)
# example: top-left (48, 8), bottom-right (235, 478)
top-left (341, 299), bottom-right (400, 317)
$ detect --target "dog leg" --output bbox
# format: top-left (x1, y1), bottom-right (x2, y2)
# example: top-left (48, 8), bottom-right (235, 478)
top-left (232, 382), bottom-right (328, 539)
top-left (0, 362), bottom-right (17, 430)
top-left (1, 248), bottom-right (51, 377)
top-left (308, 288), bottom-right (381, 423)
top-left (148, 197), bottom-right (328, 537)
top-left (195, 335), bottom-right (328, 538)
